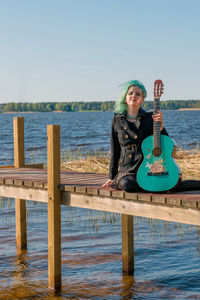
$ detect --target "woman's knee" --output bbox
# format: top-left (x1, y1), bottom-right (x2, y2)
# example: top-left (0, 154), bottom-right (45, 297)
top-left (118, 175), bottom-right (138, 192)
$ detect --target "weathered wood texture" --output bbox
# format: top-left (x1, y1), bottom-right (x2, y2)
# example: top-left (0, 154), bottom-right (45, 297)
top-left (13, 117), bottom-right (27, 251)
top-left (0, 167), bottom-right (200, 225)
top-left (14, 117), bottom-right (25, 168)
top-left (0, 163), bottom-right (44, 169)
top-left (121, 215), bottom-right (134, 274)
top-left (0, 184), bottom-right (48, 202)
top-left (47, 125), bottom-right (61, 290)
top-left (0, 167), bottom-right (199, 196)
top-left (64, 192), bottom-right (200, 225)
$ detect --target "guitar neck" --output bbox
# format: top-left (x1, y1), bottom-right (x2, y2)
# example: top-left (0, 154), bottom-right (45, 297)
top-left (153, 97), bottom-right (161, 149)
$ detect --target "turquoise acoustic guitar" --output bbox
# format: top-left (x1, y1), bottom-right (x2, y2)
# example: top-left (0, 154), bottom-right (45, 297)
top-left (137, 80), bottom-right (182, 192)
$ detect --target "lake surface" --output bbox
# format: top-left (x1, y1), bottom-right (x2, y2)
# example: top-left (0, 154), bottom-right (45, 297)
top-left (0, 110), bottom-right (200, 165)
top-left (0, 110), bottom-right (200, 299)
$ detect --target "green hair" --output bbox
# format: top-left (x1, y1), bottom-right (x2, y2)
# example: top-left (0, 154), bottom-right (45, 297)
top-left (114, 80), bottom-right (147, 114)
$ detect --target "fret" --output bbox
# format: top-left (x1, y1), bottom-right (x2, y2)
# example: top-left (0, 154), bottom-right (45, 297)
top-left (153, 80), bottom-right (164, 156)
top-left (153, 97), bottom-right (161, 150)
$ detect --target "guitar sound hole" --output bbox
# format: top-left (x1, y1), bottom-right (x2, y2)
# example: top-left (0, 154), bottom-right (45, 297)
top-left (153, 147), bottom-right (162, 157)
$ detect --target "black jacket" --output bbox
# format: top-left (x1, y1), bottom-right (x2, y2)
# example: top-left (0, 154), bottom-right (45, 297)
top-left (109, 108), bottom-right (168, 182)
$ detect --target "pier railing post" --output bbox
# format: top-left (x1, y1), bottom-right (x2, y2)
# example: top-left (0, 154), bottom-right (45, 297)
top-left (13, 117), bottom-right (27, 250)
top-left (47, 125), bottom-right (61, 290)
top-left (121, 214), bottom-right (134, 274)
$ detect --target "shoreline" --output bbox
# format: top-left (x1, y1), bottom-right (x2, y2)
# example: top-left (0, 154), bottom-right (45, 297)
top-left (1, 108), bottom-right (200, 113)
top-left (178, 108), bottom-right (200, 111)
top-left (1, 110), bottom-right (106, 114)
top-left (0, 108), bottom-right (200, 114)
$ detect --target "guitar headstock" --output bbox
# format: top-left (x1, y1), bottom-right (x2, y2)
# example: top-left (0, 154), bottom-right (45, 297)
top-left (154, 79), bottom-right (164, 99)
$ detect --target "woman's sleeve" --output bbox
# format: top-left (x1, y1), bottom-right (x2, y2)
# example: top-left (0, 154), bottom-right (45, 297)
top-left (109, 118), bottom-right (121, 179)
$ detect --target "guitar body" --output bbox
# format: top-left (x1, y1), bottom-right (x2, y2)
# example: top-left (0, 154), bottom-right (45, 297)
top-left (137, 135), bottom-right (181, 192)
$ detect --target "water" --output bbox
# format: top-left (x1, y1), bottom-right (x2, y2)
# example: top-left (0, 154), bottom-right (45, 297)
top-left (0, 110), bottom-right (200, 165)
top-left (0, 111), bottom-right (112, 165)
top-left (0, 110), bottom-right (200, 299)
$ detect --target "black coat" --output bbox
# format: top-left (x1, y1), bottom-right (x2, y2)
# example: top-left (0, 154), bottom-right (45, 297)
top-left (109, 108), bottom-right (168, 183)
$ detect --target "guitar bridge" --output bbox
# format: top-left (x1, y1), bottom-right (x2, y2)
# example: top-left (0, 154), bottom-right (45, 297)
top-left (147, 171), bottom-right (168, 176)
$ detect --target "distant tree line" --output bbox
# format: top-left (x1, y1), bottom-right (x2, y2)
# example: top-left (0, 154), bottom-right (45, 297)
top-left (0, 101), bottom-right (114, 112)
top-left (0, 100), bottom-right (200, 113)
top-left (143, 100), bottom-right (200, 111)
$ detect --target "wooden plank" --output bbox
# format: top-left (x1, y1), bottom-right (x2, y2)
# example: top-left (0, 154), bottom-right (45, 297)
top-left (13, 117), bottom-right (27, 251)
top-left (112, 190), bottom-right (125, 198)
top-left (63, 192), bottom-right (200, 225)
top-left (0, 167), bottom-right (200, 192)
top-left (25, 163), bottom-right (44, 169)
top-left (87, 187), bottom-right (99, 195)
top-left (5, 179), bottom-right (14, 185)
top-left (76, 186), bottom-right (87, 193)
top-left (0, 163), bottom-right (43, 169)
top-left (152, 195), bottom-right (166, 204)
top-left (63, 186), bottom-right (76, 192)
top-left (0, 181), bottom-right (48, 202)
top-left (166, 197), bottom-right (182, 206)
top-left (34, 182), bottom-right (45, 188)
top-left (0, 167), bottom-right (200, 202)
top-left (99, 189), bottom-right (112, 197)
top-left (125, 192), bottom-right (138, 201)
top-left (47, 125), bottom-right (61, 290)
top-left (14, 179), bottom-right (24, 186)
top-left (0, 165), bottom-right (14, 168)
top-left (24, 181), bottom-right (34, 187)
top-left (1, 182), bottom-right (200, 226)
top-left (138, 194), bottom-right (152, 202)
top-left (121, 215), bottom-right (134, 274)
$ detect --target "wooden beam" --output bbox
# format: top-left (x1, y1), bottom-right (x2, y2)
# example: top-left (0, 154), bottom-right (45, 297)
top-left (25, 163), bottom-right (44, 169)
top-left (13, 117), bottom-right (27, 251)
top-left (62, 192), bottom-right (200, 226)
top-left (0, 163), bottom-right (43, 169)
top-left (0, 165), bottom-right (15, 168)
top-left (0, 185), bottom-right (48, 202)
top-left (47, 125), bottom-right (61, 290)
top-left (121, 215), bottom-right (134, 274)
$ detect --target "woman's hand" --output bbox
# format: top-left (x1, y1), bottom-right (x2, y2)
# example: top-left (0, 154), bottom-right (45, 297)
top-left (101, 179), bottom-right (113, 187)
top-left (152, 110), bottom-right (164, 130)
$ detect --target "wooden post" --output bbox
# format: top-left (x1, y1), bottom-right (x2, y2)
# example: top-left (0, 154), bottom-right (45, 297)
top-left (13, 117), bottom-right (27, 250)
top-left (47, 125), bottom-right (61, 290)
top-left (14, 117), bottom-right (25, 168)
top-left (121, 214), bottom-right (134, 274)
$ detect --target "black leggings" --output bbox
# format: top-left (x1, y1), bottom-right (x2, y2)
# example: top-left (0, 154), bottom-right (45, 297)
top-left (118, 174), bottom-right (140, 192)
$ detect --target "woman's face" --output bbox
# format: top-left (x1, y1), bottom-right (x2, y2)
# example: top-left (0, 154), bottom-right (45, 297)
top-left (125, 85), bottom-right (144, 109)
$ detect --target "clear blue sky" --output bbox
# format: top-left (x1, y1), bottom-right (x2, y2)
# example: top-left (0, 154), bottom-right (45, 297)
top-left (0, 0), bottom-right (200, 102)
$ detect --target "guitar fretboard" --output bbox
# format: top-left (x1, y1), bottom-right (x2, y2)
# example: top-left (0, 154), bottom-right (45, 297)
top-left (153, 97), bottom-right (161, 149)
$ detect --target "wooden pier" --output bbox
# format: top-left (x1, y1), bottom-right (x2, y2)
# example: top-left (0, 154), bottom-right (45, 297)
top-left (0, 117), bottom-right (200, 290)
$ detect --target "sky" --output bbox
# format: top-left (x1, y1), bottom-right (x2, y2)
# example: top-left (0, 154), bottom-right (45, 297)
top-left (0, 0), bottom-right (200, 103)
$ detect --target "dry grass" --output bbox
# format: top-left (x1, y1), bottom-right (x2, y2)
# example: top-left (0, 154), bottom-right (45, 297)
top-left (61, 149), bottom-right (200, 180)
top-left (174, 149), bottom-right (200, 180)
top-left (62, 155), bottom-right (110, 173)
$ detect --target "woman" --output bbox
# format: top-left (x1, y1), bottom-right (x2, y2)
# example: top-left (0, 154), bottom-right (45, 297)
top-left (102, 80), bottom-right (168, 192)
